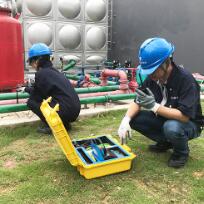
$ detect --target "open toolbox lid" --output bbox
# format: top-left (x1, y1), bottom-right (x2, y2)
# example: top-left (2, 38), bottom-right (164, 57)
top-left (40, 97), bottom-right (81, 166)
top-left (40, 97), bottom-right (136, 177)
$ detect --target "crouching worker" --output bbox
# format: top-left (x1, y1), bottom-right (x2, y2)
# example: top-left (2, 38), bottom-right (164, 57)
top-left (118, 37), bottom-right (203, 168)
top-left (25, 43), bottom-right (81, 134)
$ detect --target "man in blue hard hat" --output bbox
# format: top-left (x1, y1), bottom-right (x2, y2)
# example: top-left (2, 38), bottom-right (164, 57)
top-left (25, 43), bottom-right (81, 134)
top-left (118, 37), bottom-right (203, 168)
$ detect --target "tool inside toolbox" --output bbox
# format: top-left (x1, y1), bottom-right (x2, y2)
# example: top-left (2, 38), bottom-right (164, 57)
top-left (72, 135), bottom-right (129, 164)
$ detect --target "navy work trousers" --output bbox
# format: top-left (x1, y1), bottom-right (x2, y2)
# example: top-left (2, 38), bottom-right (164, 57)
top-left (27, 97), bottom-right (71, 131)
top-left (130, 111), bottom-right (200, 156)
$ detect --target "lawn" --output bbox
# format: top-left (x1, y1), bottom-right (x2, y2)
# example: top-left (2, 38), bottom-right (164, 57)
top-left (0, 105), bottom-right (204, 204)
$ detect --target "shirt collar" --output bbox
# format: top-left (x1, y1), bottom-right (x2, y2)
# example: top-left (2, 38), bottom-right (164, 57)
top-left (40, 61), bottom-right (53, 68)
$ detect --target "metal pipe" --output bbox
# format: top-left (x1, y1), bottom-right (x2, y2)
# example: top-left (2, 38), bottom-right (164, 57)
top-left (70, 79), bottom-right (78, 87)
top-left (197, 79), bottom-right (204, 84)
top-left (0, 93), bottom-right (136, 113)
top-left (1, 84), bottom-right (203, 102)
top-left (1, 90), bottom-right (204, 113)
top-left (66, 74), bottom-right (117, 85)
top-left (63, 59), bottom-right (76, 71)
top-left (193, 73), bottom-right (204, 80)
top-left (0, 92), bottom-right (29, 100)
top-left (75, 69), bottom-right (131, 98)
top-left (80, 93), bottom-right (136, 104)
top-left (100, 69), bottom-right (128, 90)
top-left (0, 98), bottom-right (27, 105)
top-left (75, 85), bottom-right (120, 94)
top-left (79, 90), bottom-right (132, 98)
top-left (0, 103), bottom-right (28, 113)
top-left (0, 85), bottom-right (120, 101)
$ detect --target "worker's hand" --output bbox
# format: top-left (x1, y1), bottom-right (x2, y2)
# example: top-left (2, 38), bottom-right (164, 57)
top-left (118, 116), bottom-right (132, 144)
top-left (16, 87), bottom-right (26, 93)
top-left (27, 78), bottom-right (35, 87)
top-left (135, 88), bottom-right (160, 113)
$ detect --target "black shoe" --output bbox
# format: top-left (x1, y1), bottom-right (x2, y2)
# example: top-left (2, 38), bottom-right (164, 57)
top-left (168, 154), bottom-right (188, 168)
top-left (148, 142), bottom-right (172, 153)
top-left (37, 126), bottom-right (52, 134)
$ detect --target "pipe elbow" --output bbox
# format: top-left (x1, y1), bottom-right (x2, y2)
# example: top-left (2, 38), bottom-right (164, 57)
top-left (100, 70), bottom-right (108, 86)
top-left (118, 70), bottom-right (127, 79)
top-left (117, 70), bottom-right (128, 90)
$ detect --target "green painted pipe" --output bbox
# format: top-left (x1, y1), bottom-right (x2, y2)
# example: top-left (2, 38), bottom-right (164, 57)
top-left (0, 93), bottom-right (136, 113)
top-left (0, 84), bottom-right (203, 102)
top-left (0, 86), bottom-right (120, 101)
top-left (0, 103), bottom-right (28, 113)
top-left (63, 59), bottom-right (76, 71)
top-left (1, 90), bottom-right (204, 114)
top-left (196, 79), bottom-right (204, 84)
top-left (0, 92), bottom-right (29, 100)
top-left (80, 93), bottom-right (136, 104)
top-left (75, 85), bottom-right (119, 94)
top-left (66, 74), bottom-right (117, 85)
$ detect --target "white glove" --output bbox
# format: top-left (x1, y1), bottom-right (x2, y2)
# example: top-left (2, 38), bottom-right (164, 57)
top-left (118, 116), bottom-right (132, 144)
top-left (16, 87), bottom-right (25, 93)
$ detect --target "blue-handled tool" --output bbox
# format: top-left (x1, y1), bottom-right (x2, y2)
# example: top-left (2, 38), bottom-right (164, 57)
top-left (90, 143), bottom-right (105, 161)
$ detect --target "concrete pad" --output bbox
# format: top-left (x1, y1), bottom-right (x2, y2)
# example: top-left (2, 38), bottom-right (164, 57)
top-left (0, 101), bottom-right (130, 127)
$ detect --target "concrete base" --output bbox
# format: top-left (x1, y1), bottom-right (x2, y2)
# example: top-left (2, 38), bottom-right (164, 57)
top-left (0, 101), bottom-right (131, 127)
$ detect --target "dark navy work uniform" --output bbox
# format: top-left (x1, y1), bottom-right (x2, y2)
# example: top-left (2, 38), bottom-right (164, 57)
top-left (26, 61), bottom-right (80, 130)
top-left (130, 62), bottom-right (203, 157)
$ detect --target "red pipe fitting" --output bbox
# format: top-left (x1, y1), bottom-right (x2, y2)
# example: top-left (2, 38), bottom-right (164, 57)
top-left (100, 69), bottom-right (129, 90)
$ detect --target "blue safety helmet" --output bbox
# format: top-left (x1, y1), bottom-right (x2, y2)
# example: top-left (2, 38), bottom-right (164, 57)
top-left (28, 43), bottom-right (52, 62)
top-left (137, 37), bottom-right (175, 75)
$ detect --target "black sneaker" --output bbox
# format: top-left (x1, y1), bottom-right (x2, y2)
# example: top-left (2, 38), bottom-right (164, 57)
top-left (148, 142), bottom-right (172, 153)
top-left (168, 154), bottom-right (188, 168)
top-left (37, 126), bottom-right (52, 134)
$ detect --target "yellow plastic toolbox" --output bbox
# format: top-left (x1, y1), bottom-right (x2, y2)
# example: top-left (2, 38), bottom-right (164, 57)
top-left (40, 97), bottom-right (136, 179)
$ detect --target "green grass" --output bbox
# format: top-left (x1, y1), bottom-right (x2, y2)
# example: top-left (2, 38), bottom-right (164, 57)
top-left (0, 104), bottom-right (204, 204)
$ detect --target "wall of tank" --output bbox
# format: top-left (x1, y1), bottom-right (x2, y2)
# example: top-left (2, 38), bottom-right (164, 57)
top-left (17, 0), bottom-right (110, 69)
top-left (110, 0), bottom-right (204, 74)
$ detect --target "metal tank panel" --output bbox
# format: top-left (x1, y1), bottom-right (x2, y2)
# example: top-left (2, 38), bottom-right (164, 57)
top-left (54, 52), bottom-right (82, 67)
top-left (21, 0), bottom-right (109, 68)
top-left (24, 21), bottom-right (54, 51)
top-left (85, 0), bottom-right (107, 22)
top-left (23, 0), bottom-right (53, 18)
top-left (85, 25), bottom-right (107, 51)
top-left (56, 23), bottom-right (82, 51)
top-left (61, 54), bottom-right (81, 64)
top-left (85, 53), bottom-right (107, 65)
top-left (56, 0), bottom-right (82, 20)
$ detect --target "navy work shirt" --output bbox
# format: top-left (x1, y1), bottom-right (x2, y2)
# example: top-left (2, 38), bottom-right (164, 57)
top-left (27, 61), bottom-right (80, 122)
top-left (140, 62), bottom-right (203, 127)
